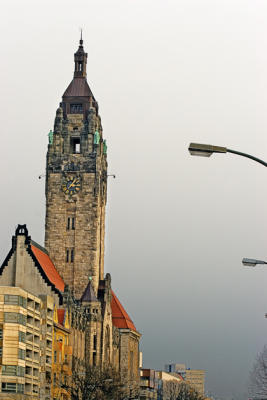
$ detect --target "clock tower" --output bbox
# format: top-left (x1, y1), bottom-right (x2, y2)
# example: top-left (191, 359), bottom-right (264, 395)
top-left (45, 37), bottom-right (107, 298)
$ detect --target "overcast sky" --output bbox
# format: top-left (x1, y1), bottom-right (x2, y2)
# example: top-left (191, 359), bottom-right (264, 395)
top-left (1, 1), bottom-right (267, 399)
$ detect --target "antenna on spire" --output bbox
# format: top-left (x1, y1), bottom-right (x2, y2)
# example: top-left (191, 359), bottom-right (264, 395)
top-left (80, 28), bottom-right (83, 45)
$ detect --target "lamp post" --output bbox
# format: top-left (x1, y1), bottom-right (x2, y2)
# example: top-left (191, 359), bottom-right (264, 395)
top-left (188, 143), bottom-right (267, 167)
top-left (242, 258), bottom-right (267, 267)
top-left (188, 143), bottom-right (267, 269)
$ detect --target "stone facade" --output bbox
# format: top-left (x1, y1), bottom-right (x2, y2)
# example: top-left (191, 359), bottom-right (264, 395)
top-left (119, 329), bottom-right (141, 398)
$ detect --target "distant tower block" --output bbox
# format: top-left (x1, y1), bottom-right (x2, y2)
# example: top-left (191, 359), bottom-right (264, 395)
top-left (45, 38), bottom-right (107, 298)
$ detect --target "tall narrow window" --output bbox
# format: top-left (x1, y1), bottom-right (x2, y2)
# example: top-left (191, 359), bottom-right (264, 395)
top-left (130, 351), bottom-right (134, 378)
top-left (66, 250), bottom-right (69, 263)
top-left (72, 217), bottom-right (75, 230)
top-left (93, 352), bottom-right (97, 366)
top-left (71, 249), bottom-right (74, 263)
top-left (93, 335), bottom-right (97, 351)
top-left (67, 217), bottom-right (71, 230)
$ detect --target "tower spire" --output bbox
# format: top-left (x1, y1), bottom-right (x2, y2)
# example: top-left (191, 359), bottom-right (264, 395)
top-left (74, 32), bottom-right (87, 78)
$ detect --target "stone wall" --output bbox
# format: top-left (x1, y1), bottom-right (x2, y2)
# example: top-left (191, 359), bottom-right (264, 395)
top-left (45, 106), bottom-right (107, 299)
top-left (119, 329), bottom-right (141, 398)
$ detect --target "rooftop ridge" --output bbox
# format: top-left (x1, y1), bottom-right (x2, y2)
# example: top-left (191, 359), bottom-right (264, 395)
top-left (30, 240), bottom-right (48, 255)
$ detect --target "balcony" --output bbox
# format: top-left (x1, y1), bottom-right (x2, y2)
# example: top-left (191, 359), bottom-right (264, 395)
top-left (33, 384), bottom-right (39, 395)
top-left (25, 366), bottom-right (32, 377)
top-left (27, 315), bottom-right (34, 327)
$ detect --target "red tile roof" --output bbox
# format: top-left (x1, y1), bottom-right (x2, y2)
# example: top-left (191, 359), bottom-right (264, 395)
top-left (111, 290), bottom-right (136, 331)
top-left (57, 309), bottom-right (65, 326)
top-left (31, 245), bottom-right (65, 292)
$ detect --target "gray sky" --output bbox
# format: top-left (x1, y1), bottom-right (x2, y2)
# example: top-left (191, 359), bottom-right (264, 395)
top-left (1, 1), bottom-right (267, 398)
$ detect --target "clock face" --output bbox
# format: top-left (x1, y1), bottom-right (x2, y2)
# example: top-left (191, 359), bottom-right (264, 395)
top-left (62, 177), bottom-right (81, 195)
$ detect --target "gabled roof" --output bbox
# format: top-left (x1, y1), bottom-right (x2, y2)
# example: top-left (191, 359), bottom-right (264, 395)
top-left (63, 78), bottom-right (93, 98)
top-left (0, 226), bottom-right (64, 302)
top-left (111, 290), bottom-right (136, 331)
top-left (81, 280), bottom-right (98, 303)
top-left (31, 243), bottom-right (65, 292)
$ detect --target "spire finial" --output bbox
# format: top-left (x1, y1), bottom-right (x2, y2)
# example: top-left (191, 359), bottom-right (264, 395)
top-left (80, 28), bottom-right (83, 46)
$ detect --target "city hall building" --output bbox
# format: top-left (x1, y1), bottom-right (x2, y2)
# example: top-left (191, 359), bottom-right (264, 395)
top-left (0, 37), bottom-right (141, 399)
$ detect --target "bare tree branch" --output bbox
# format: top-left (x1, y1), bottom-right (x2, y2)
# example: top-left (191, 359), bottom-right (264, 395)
top-left (249, 345), bottom-right (267, 399)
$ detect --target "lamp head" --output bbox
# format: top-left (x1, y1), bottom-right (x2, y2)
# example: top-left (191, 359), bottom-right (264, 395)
top-left (188, 143), bottom-right (227, 157)
top-left (242, 258), bottom-right (267, 267)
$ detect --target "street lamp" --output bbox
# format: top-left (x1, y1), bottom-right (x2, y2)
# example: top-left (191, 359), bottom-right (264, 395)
top-left (242, 258), bottom-right (267, 267)
top-left (188, 143), bottom-right (267, 167)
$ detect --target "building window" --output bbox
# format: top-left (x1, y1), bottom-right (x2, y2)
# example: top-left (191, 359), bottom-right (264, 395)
top-left (4, 294), bottom-right (19, 305)
top-left (18, 314), bottom-right (26, 325)
top-left (2, 365), bottom-right (17, 376)
top-left (70, 104), bottom-right (83, 114)
top-left (67, 217), bottom-right (75, 230)
top-left (4, 295), bottom-right (26, 308)
top-left (19, 331), bottom-right (25, 343)
top-left (0, 328), bottom-right (3, 339)
top-left (93, 352), bottom-right (97, 366)
top-left (2, 382), bottom-right (17, 392)
top-left (2, 365), bottom-right (25, 377)
top-left (54, 351), bottom-right (57, 363)
top-left (130, 351), bottom-right (134, 379)
top-left (93, 335), bottom-right (97, 351)
top-left (66, 248), bottom-right (75, 263)
top-left (70, 137), bottom-right (80, 154)
top-left (75, 141), bottom-right (80, 153)
top-left (4, 313), bottom-right (26, 325)
top-left (18, 348), bottom-right (25, 360)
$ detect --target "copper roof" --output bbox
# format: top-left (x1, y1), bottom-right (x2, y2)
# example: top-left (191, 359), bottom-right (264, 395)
top-left (111, 290), bottom-right (136, 331)
top-left (63, 77), bottom-right (93, 98)
top-left (81, 280), bottom-right (98, 303)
